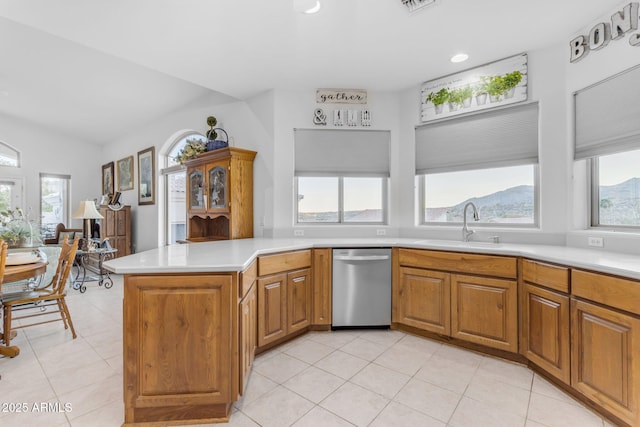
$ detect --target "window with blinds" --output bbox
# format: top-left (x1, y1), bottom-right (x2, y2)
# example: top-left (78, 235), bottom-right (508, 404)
top-left (294, 129), bottom-right (390, 224)
top-left (415, 102), bottom-right (539, 226)
top-left (575, 65), bottom-right (640, 228)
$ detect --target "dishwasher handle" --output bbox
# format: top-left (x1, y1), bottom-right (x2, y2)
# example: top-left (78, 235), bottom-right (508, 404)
top-left (333, 255), bottom-right (390, 262)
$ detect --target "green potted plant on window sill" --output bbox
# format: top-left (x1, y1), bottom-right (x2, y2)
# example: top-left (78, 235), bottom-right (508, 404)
top-left (425, 88), bottom-right (450, 114)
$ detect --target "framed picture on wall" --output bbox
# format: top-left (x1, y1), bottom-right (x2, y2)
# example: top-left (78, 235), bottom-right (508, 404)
top-left (102, 161), bottom-right (114, 196)
top-left (137, 146), bottom-right (155, 205)
top-left (117, 155), bottom-right (134, 191)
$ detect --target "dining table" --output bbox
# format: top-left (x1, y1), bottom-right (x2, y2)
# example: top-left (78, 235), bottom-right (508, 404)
top-left (0, 258), bottom-right (48, 357)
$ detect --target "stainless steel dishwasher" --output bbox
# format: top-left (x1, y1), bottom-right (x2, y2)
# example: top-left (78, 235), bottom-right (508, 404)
top-left (332, 248), bottom-right (392, 329)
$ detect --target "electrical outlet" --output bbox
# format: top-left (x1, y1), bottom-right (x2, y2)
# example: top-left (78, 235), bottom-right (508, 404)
top-left (588, 236), bottom-right (604, 247)
top-left (376, 229), bottom-right (386, 236)
top-left (294, 229), bottom-right (304, 237)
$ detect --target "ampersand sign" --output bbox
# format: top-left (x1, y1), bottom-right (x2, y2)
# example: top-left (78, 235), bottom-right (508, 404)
top-left (313, 108), bottom-right (326, 125)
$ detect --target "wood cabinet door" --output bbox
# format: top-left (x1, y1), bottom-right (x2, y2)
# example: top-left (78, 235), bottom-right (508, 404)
top-left (123, 274), bottom-right (234, 424)
top-left (206, 160), bottom-right (230, 213)
top-left (187, 166), bottom-right (206, 212)
top-left (522, 284), bottom-right (570, 384)
top-left (571, 298), bottom-right (640, 426)
top-left (239, 283), bottom-right (256, 396)
top-left (396, 267), bottom-right (451, 335)
top-left (311, 249), bottom-right (332, 326)
top-left (116, 209), bottom-right (128, 236)
top-left (287, 268), bottom-right (311, 334)
top-left (451, 274), bottom-right (518, 352)
top-left (257, 273), bottom-right (287, 347)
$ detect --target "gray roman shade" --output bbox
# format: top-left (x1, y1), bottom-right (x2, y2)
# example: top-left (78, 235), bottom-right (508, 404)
top-left (415, 102), bottom-right (539, 174)
top-left (294, 129), bottom-right (390, 176)
top-left (574, 64), bottom-right (640, 159)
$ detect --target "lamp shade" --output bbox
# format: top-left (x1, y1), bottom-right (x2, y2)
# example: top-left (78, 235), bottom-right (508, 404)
top-left (72, 200), bottom-right (104, 219)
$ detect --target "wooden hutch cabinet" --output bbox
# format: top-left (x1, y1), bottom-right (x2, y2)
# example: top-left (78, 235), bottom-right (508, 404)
top-left (99, 205), bottom-right (131, 258)
top-left (185, 147), bottom-right (257, 241)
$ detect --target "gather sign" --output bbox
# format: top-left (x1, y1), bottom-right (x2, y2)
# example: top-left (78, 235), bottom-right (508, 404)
top-left (569, 2), bottom-right (639, 63)
top-left (316, 89), bottom-right (367, 104)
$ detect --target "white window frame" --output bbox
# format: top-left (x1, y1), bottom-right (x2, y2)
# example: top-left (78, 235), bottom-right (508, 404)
top-left (418, 164), bottom-right (540, 228)
top-left (294, 175), bottom-right (389, 225)
top-left (590, 156), bottom-right (640, 230)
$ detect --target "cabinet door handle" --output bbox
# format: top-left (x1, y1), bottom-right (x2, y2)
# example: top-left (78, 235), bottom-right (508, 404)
top-left (292, 276), bottom-right (305, 283)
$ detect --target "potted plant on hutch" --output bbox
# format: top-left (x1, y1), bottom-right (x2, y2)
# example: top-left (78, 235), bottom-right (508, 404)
top-left (425, 88), bottom-right (449, 114)
top-left (486, 75), bottom-right (506, 103)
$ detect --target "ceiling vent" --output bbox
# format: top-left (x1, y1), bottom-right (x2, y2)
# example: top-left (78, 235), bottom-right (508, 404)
top-left (401, 0), bottom-right (438, 13)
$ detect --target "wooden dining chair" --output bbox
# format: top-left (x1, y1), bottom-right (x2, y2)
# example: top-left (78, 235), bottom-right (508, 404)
top-left (1, 236), bottom-right (79, 347)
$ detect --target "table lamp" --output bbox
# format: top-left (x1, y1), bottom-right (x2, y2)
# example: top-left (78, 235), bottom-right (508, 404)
top-left (72, 200), bottom-right (104, 251)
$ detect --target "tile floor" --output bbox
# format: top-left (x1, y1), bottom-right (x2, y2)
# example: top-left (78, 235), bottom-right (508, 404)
top-left (0, 275), bottom-right (618, 427)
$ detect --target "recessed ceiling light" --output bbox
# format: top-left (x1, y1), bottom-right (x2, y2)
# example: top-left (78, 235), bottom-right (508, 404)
top-left (293, 0), bottom-right (320, 14)
top-left (294, 0), bottom-right (321, 14)
top-left (450, 53), bottom-right (469, 63)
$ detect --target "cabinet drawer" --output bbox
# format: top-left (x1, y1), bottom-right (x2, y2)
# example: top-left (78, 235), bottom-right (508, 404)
top-left (258, 250), bottom-right (311, 276)
top-left (522, 259), bottom-right (569, 293)
top-left (572, 269), bottom-right (640, 316)
top-left (398, 248), bottom-right (516, 279)
top-left (240, 259), bottom-right (257, 298)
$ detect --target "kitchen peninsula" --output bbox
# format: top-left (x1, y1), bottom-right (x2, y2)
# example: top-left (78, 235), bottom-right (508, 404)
top-left (105, 238), bottom-right (640, 427)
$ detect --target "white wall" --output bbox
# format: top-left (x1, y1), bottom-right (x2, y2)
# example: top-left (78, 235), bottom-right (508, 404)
top-left (565, 0), bottom-right (640, 254)
top-left (102, 92), bottom-right (272, 252)
top-left (0, 112), bottom-right (100, 229)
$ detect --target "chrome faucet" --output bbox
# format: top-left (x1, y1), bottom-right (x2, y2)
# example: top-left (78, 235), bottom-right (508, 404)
top-left (462, 202), bottom-right (479, 242)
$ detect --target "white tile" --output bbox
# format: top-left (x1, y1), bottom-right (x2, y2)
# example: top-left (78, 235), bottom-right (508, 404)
top-left (314, 350), bottom-right (368, 380)
top-left (414, 353), bottom-right (478, 393)
top-left (306, 331), bottom-right (358, 349)
top-left (394, 334), bottom-right (442, 355)
top-left (47, 359), bottom-right (118, 396)
top-left (374, 345), bottom-right (431, 376)
top-left (474, 356), bottom-right (534, 391)
top-left (68, 400), bottom-right (123, 427)
top-left (531, 374), bottom-right (579, 406)
top-left (0, 398), bottom-right (71, 427)
top-left (252, 352), bottom-right (310, 384)
top-left (356, 329), bottom-right (405, 347)
top-left (393, 378), bottom-right (461, 423)
top-left (222, 410), bottom-right (261, 426)
top-left (434, 342), bottom-right (484, 366)
top-left (350, 362), bottom-right (410, 399)
top-left (465, 374), bottom-right (531, 418)
top-left (449, 396), bottom-right (526, 427)
top-left (291, 406), bottom-right (354, 427)
top-left (339, 337), bottom-right (388, 361)
top-left (370, 401), bottom-right (445, 427)
top-left (320, 382), bottom-right (389, 427)
top-left (283, 339), bottom-right (335, 364)
top-left (283, 366), bottom-right (345, 403)
top-left (528, 392), bottom-right (604, 427)
top-left (60, 374), bottom-right (122, 420)
top-left (241, 385), bottom-right (314, 427)
top-left (234, 372), bottom-right (279, 410)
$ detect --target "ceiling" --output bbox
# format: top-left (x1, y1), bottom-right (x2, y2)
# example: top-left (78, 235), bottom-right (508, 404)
top-left (0, 0), bottom-right (623, 144)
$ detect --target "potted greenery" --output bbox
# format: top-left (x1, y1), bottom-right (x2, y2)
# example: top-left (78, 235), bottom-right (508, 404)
top-left (502, 70), bottom-right (523, 99)
top-left (175, 138), bottom-right (206, 165)
top-left (486, 75), bottom-right (506, 103)
top-left (447, 87), bottom-right (465, 111)
top-left (0, 207), bottom-right (36, 247)
top-left (425, 88), bottom-right (449, 114)
top-left (474, 78), bottom-right (489, 105)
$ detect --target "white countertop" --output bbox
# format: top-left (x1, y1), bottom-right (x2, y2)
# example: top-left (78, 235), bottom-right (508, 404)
top-left (102, 237), bottom-right (640, 281)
